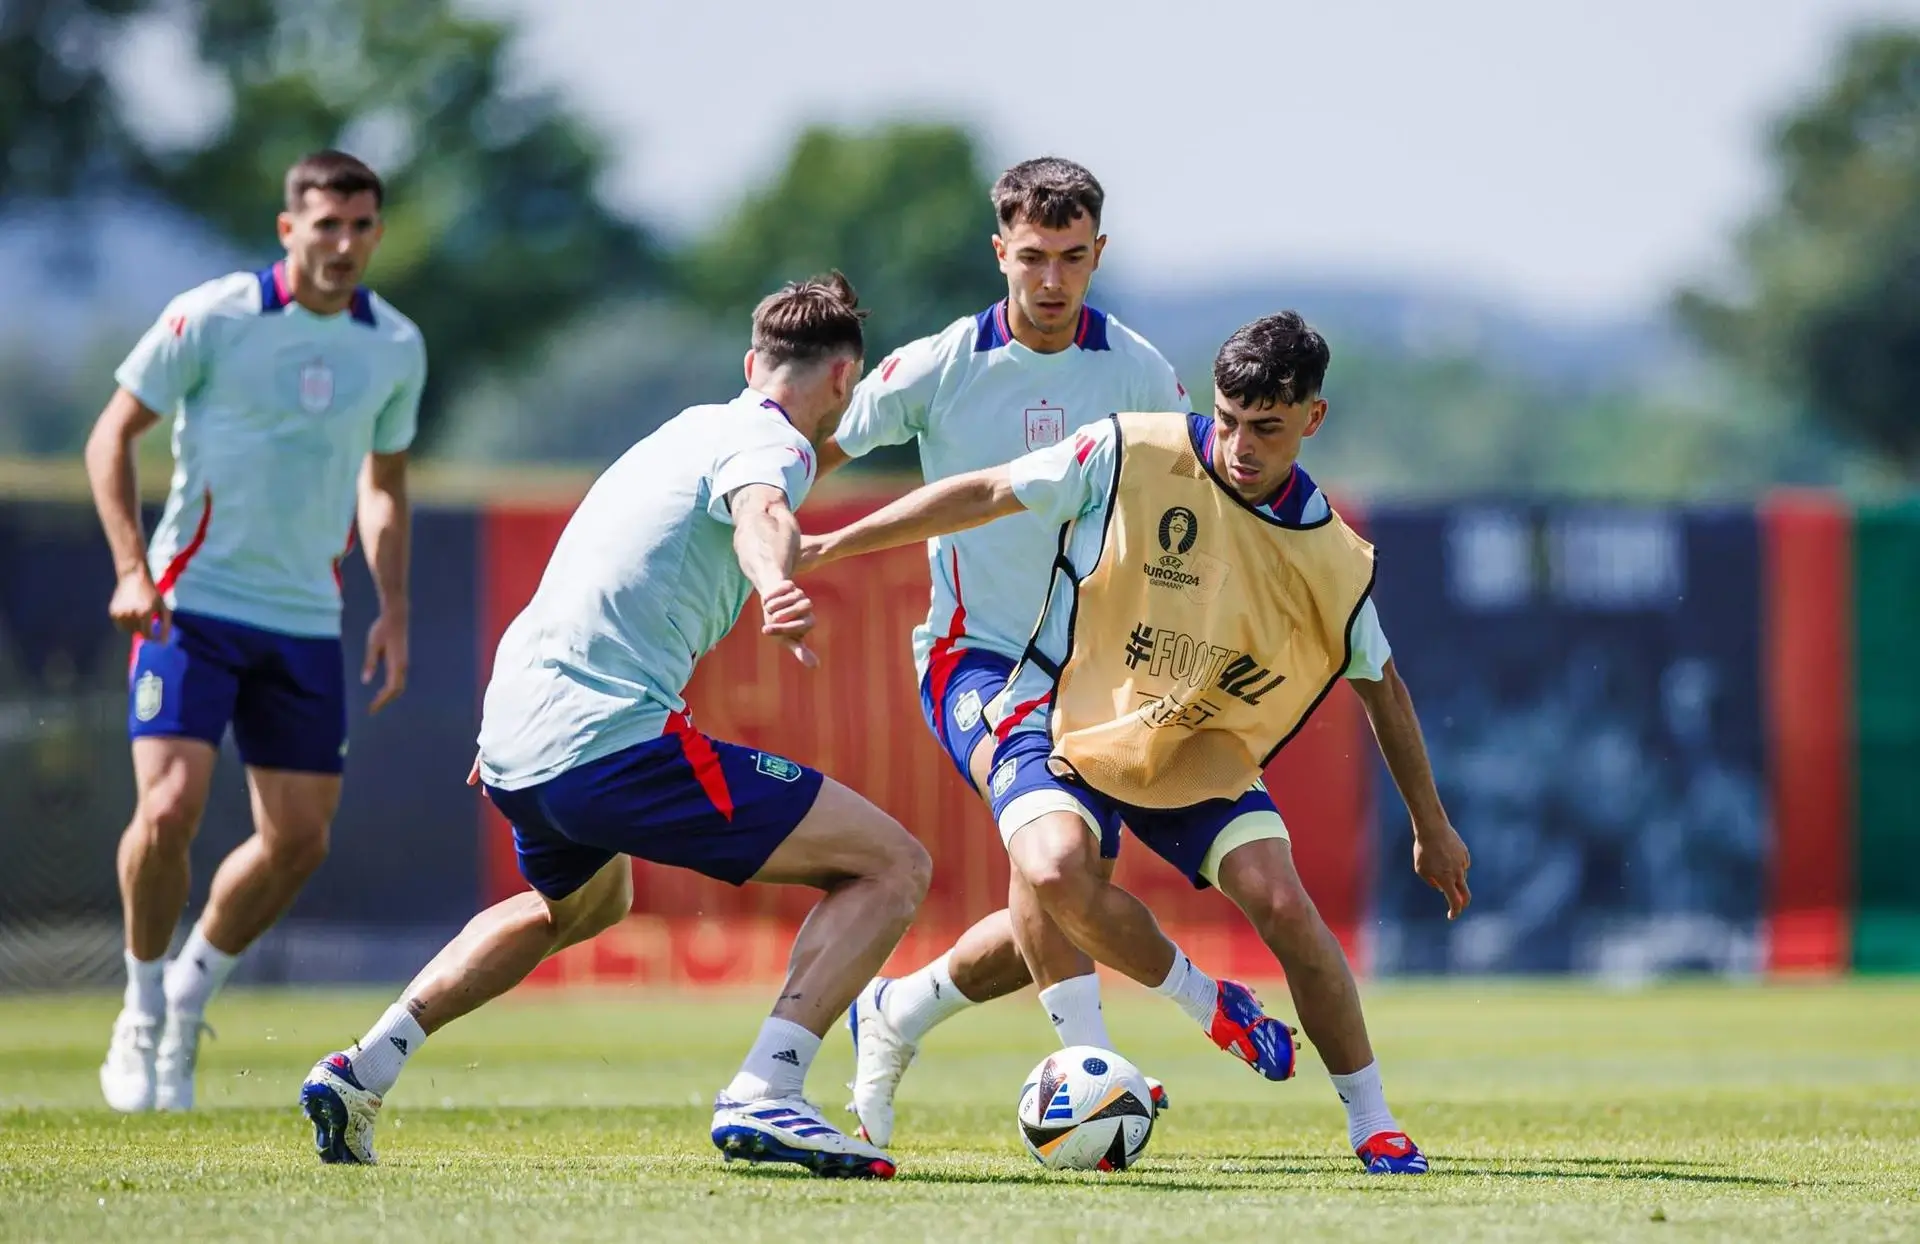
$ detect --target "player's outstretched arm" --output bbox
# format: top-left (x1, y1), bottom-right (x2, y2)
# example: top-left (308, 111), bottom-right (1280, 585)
top-left (84, 388), bottom-right (169, 641)
top-left (358, 451), bottom-right (412, 713)
top-left (1350, 659), bottom-right (1472, 919)
top-left (803, 465), bottom-right (1022, 570)
top-left (729, 483), bottom-right (818, 668)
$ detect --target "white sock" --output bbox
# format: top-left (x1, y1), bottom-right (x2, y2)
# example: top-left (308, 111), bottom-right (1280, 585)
top-left (163, 923), bottom-right (239, 1016)
top-left (1153, 947), bottom-right (1220, 1028)
top-left (879, 952), bottom-right (975, 1043)
top-left (124, 951), bottom-right (165, 1020)
top-left (349, 1002), bottom-right (427, 1097)
top-left (724, 1017), bottom-right (821, 1103)
top-left (1038, 974), bottom-right (1112, 1049)
top-left (1330, 1061), bottom-right (1400, 1150)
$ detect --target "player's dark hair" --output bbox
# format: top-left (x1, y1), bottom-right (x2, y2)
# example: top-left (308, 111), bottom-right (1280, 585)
top-left (751, 271), bottom-right (867, 367)
top-left (284, 150), bottom-right (384, 211)
top-left (992, 157), bottom-right (1104, 231)
top-left (1213, 312), bottom-right (1331, 408)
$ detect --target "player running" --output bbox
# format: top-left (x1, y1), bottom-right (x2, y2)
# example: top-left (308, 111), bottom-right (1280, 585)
top-left (86, 150), bottom-right (423, 1113)
top-left (806, 313), bottom-right (1473, 1174)
top-left (822, 157), bottom-right (1196, 1145)
top-left (300, 274), bottom-right (930, 1180)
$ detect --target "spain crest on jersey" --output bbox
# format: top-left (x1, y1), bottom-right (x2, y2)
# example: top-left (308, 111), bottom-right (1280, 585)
top-left (298, 359), bottom-right (334, 414)
top-left (1024, 406), bottom-right (1065, 450)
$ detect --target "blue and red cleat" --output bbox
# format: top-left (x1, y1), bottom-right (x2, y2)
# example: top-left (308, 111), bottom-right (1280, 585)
top-left (1356, 1130), bottom-right (1429, 1174)
top-left (1206, 979), bottom-right (1298, 1081)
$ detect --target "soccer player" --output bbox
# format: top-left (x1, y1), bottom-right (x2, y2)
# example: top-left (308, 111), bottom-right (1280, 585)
top-left (805, 313), bottom-right (1473, 1175)
top-left (85, 150), bottom-right (423, 1113)
top-left (824, 157), bottom-right (1219, 1145)
top-left (299, 274), bottom-right (930, 1180)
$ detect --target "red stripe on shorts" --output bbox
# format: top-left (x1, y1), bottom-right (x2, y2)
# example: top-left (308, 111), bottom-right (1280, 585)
top-left (665, 709), bottom-right (734, 822)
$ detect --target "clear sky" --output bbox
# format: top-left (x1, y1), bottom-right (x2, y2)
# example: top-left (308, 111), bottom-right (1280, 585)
top-left (469, 0), bottom-right (1920, 322)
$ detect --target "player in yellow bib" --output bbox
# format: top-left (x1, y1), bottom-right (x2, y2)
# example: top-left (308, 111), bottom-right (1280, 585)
top-left (804, 313), bottom-right (1472, 1174)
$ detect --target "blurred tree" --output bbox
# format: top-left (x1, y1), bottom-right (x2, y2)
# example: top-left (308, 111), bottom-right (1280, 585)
top-left (133, 0), bottom-right (663, 448)
top-left (0, 0), bottom-right (155, 197)
top-left (680, 121), bottom-right (1005, 370)
top-left (1677, 28), bottom-right (1920, 479)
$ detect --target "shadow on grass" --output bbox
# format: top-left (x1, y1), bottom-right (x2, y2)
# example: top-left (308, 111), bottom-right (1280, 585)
top-left (717, 1154), bottom-right (1819, 1192)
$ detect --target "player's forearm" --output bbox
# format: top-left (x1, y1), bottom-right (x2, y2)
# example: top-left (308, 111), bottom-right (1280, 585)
top-left (1354, 662), bottom-right (1449, 831)
top-left (358, 457), bottom-right (411, 617)
top-left (84, 408), bottom-right (153, 580)
top-left (811, 467), bottom-right (1020, 566)
top-left (733, 503), bottom-right (802, 597)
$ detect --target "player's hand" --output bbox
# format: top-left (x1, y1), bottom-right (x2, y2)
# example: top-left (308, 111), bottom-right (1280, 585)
top-left (796, 535), bottom-right (828, 573)
top-left (362, 610), bottom-right (409, 714)
top-left (109, 568), bottom-right (170, 642)
top-left (466, 750), bottom-right (481, 787)
top-left (759, 579), bottom-right (818, 668)
top-left (1413, 820), bottom-right (1472, 919)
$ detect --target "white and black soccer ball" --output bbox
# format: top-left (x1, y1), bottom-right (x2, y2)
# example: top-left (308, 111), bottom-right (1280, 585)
top-left (1015, 1046), bottom-right (1155, 1171)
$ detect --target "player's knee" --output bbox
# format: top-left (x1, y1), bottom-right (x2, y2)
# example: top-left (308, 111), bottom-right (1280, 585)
top-left (879, 826), bottom-right (933, 912)
top-left (136, 782), bottom-right (205, 855)
top-left (266, 824), bottom-right (331, 879)
top-left (1014, 824), bottom-right (1101, 917)
top-left (1229, 866), bottom-right (1314, 937)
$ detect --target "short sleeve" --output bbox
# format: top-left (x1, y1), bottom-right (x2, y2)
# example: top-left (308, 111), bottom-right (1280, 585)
top-left (114, 296), bottom-right (209, 415)
top-left (373, 336), bottom-right (426, 454)
top-left (1009, 420), bottom-right (1118, 527)
top-left (707, 425), bottom-right (817, 525)
top-left (834, 329), bottom-right (947, 458)
top-left (1342, 597), bottom-right (1393, 681)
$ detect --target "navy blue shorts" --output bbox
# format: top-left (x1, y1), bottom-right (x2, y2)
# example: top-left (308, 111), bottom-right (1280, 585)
top-left (919, 647), bottom-right (1018, 788)
top-left (985, 731), bottom-right (1289, 890)
top-left (128, 610), bottom-right (347, 773)
top-left (485, 718), bottom-right (826, 901)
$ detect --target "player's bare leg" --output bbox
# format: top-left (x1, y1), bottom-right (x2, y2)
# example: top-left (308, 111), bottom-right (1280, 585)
top-left (847, 738), bottom-right (1111, 1145)
top-left (150, 767), bottom-right (341, 1109)
top-left (102, 738), bottom-right (217, 1112)
top-left (1214, 837), bottom-right (1427, 1173)
top-left (1007, 810), bottom-right (1298, 1081)
top-left (300, 856), bottom-right (634, 1165)
top-left (400, 855), bottom-right (636, 1036)
top-left (198, 769), bottom-right (340, 953)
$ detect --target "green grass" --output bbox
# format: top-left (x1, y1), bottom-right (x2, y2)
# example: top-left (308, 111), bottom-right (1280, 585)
top-left (2, 978), bottom-right (1917, 1242)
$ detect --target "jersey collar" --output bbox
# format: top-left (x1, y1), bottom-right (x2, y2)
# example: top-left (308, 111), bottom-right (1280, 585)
top-left (258, 262), bottom-right (378, 326)
top-left (972, 300), bottom-right (1111, 353)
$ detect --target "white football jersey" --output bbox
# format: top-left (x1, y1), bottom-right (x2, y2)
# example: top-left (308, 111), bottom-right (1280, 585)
top-left (115, 264), bottom-right (425, 637)
top-left (477, 389), bottom-right (817, 789)
top-left (835, 301), bottom-right (1186, 683)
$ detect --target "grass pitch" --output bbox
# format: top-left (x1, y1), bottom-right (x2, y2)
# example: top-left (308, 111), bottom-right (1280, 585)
top-left (2, 978), bottom-right (1916, 1242)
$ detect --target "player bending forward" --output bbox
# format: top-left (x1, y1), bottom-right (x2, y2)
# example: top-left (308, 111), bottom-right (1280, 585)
top-left (806, 313), bottom-right (1472, 1174)
top-left (88, 150), bottom-right (422, 1113)
top-left (301, 274), bottom-right (930, 1180)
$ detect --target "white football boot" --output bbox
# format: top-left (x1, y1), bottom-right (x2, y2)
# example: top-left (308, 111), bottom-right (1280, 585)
top-left (100, 1010), bottom-right (159, 1113)
top-left (844, 977), bottom-right (917, 1147)
top-left (711, 1092), bottom-right (896, 1178)
top-left (300, 1051), bottom-right (383, 1165)
top-left (153, 1010), bottom-right (214, 1110)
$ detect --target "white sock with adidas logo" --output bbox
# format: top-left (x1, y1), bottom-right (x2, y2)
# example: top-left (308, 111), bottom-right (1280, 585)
top-left (725, 1017), bottom-right (821, 1103)
top-left (349, 1001), bottom-right (427, 1096)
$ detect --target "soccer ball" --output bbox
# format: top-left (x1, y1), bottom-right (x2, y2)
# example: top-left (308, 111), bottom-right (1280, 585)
top-left (1015, 1045), bottom-right (1156, 1171)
